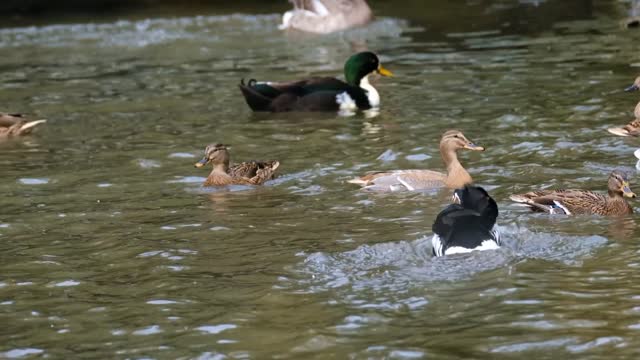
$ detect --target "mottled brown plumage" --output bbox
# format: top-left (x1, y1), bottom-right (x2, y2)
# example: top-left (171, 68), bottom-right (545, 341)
top-left (194, 144), bottom-right (280, 187)
top-left (348, 130), bottom-right (485, 191)
top-left (510, 170), bottom-right (635, 216)
top-left (0, 113), bottom-right (46, 138)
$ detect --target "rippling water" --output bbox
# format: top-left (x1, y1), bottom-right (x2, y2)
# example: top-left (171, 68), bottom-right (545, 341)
top-left (2, 0), bottom-right (640, 358)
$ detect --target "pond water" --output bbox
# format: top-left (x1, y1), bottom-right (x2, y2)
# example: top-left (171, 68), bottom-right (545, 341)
top-left (2, 0), bottom-right (640, 358)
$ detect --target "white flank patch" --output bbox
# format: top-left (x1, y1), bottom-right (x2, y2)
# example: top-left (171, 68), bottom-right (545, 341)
top-left (336, 92), bottom-right (357, 111)
top-left (491, 225), bottom-right (501, 246)
top-left (431, 234), bottom-right (444, 257)
top-left (552, 200), bottom-right (571, 215)
top-left (445, 240), bottom-right (500, 255)
top-left (359, 74), bottom-right (380, 108)
top-left (396, 176), bottom-right (415, 191)
top-left (634, 149), bottom-right (640, 160)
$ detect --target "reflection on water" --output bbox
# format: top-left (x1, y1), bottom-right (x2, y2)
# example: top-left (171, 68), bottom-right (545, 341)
top-left (2, 0), bottom-right (640, 358)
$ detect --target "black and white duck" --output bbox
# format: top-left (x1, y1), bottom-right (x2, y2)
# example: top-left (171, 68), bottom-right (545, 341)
top-left (431, 185), bottom-right (501, 257)
top-left (238, 51), bottom-right (392, 113)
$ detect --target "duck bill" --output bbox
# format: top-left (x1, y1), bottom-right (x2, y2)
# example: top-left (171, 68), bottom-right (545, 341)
top-left (625, 84), bottom-right (639, 92)
top-left (622, 183), bottom-right (636, 198)
top-left (377, 65), bottom-right (393, 77)
top-left (464, 142), bottom-right (485, 151)
top-left (194, 157), bottom-right (209, 168)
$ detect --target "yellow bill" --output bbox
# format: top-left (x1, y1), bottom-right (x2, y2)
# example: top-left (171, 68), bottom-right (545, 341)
top-left (377, 65), bottom-right (393, 77)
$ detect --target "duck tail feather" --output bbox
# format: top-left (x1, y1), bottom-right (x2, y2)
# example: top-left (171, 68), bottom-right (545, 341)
top-left (607, 127), bottom-right (630, 137)
top-left (19, 119), bottom-right (47, 134)
top-left (347, 177), bottom-right (369, 186)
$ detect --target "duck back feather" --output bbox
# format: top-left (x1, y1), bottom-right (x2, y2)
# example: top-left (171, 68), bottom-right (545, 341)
top-left (431, 185), bottom-right (500, 257)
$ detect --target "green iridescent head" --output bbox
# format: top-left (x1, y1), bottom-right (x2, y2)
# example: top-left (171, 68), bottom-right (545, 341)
top-left (344, 51), bottom-right (393, 86)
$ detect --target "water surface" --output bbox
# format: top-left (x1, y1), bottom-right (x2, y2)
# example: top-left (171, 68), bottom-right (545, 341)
top-left (2, 0), bottom-right (640, 358)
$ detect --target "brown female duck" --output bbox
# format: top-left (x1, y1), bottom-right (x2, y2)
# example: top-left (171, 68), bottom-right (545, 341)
top-left (607, 76), bottom-right (640, 136)
top-left (348, 130), bottom-right (485, 191)
top-left (194, 144), bottom-right (280, 186)
top-left (279, 0), bottom-right (372, 34)
top-left (510, 170), bottom-right (635, 216)
top-left (0, 113), bottom-right (46, 138)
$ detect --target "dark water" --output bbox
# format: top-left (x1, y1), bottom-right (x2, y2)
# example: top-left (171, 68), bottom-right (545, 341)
top-left (2, 0), bottom-right (640, 358)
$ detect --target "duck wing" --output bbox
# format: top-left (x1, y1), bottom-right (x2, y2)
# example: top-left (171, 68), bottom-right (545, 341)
top-left (229, 160), bottom-right (277, 177)
top-left (608, 119), bottom-right (640, 137)
top-left (229, 160), bottom-right (280, 185)
top-left (0, 113), bottom-right (46, 136)
top-left (0, 113), bottom-right (23, 126)
top-left (349, 170), bottom-right (447, 191)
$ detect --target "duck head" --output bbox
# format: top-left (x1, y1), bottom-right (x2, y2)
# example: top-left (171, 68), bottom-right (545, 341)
top-left (344, 51), bottom-right (393, 86)
top-left (195, 143), bottom-right (231, 168)
top-left (440, 130), bottom-right (485, 152)
top-left (608, 170), bottom-right (636, 198)
top-left (625, 76), bottom-right (640, 92)
top-left (452, 185), bottom-right (499, 223)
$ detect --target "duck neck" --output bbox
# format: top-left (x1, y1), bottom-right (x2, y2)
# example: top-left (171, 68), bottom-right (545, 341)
top-left (607, 191), bottom-right (632, 213)
top-left (607, 190), bottom-right (625, 202)
top-left (212, 162), bottom-right (229, 174)
top-left (359, 74), bottom-right (380, 108)
top-left (441, 147), bottom-right (472, 188)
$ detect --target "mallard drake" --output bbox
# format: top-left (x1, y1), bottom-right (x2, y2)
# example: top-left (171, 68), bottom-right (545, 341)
top-left (432, 185), bottom-right (500, 257)
top-left (194, 144), bottom-right (280, 186)
top-left (348, 130), bottom-right (485, 191)
top-left (606, 77), bottom-right (640, 136)
top-left (0, 113), bottom-right (46, 138)
top-left (510, 170), bottom-right (635, 216)
top-left (238, 51), bottom-right (392, 113)
top-left (279, 0), bottom-right (373, 34)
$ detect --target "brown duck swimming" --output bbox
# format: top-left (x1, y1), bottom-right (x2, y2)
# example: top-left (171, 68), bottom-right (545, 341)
top-left (194, 144), bottom-right (280, 186)
top-left (0, 113), bottom-right (46, 138)
top-left (279, 0), bottom-right (372, 34)
top-left (607, 76), bottom-right (640, 136)
top-left (510, 170), bottom-right (635, 216)
top-left (348, 130), bottom-right (485, 191)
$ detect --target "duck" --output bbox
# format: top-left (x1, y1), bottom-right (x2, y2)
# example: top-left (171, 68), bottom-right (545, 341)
top-left (509, 170), bottom-right (635, 216)
top-left (279, 0), bottom-right (373, 34)
top-left (194, 144), bottom-right (280, 186)
top-left (635, 149), bottom-right (640, 171)
top-left (432, 185), bottom-right (500, 257)
top-left (0, 113), bottom-right (46, 138)
top-left (348, 130), bottom-right (485, 191)
top-left (238, 51), bottom-right (392, 113)
top-left (606, 77), bottom-right (640, 136)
